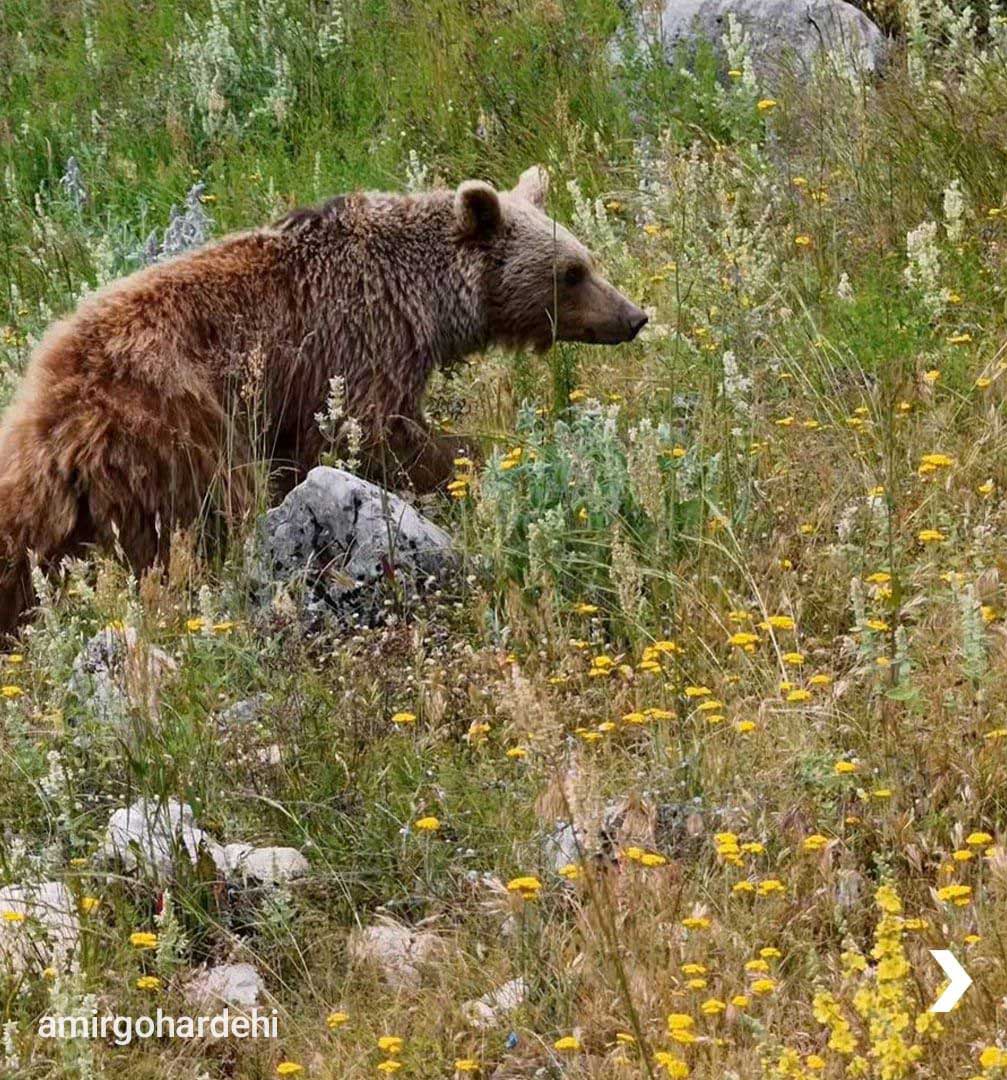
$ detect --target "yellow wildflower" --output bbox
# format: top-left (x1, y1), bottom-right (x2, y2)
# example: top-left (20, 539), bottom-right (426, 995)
top-left (554, 1035), bottom-right (581, 1052)
top-left (506, 876), bottom-right (542, 900)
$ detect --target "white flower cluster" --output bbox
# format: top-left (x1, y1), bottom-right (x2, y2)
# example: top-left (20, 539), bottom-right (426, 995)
top-left (176, 0), bottom-right (242, 137)
top-left (315, 375), bottom-right (363, 472)
top-left (943, 178), bottom-right (966, 244)
top-left (903, 220), bottom-right (948, 318)
top-left (566, 179), bottom-right (617, 256)
top-left (722, 13), bottom-right (757, 94)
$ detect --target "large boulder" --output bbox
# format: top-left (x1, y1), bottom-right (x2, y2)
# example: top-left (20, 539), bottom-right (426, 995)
top-left (635, 0), bottom-right (887, 81)
top-left (255, 467), bottom-right (455, 626)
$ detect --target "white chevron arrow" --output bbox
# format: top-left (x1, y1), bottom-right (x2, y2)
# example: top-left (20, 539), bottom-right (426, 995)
top-left (929, 949), bottom-right (973, 1012)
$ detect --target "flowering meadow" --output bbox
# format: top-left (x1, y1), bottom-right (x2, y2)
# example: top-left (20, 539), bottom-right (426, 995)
top-left (5, 0), bottom-right (1007, 1076)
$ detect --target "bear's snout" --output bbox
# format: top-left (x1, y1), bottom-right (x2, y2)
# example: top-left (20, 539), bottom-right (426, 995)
top-left (603, 301), bottom-right (648, 344)
top-left (625, 307), bottom-right (649, 340)
top-left (562, 279), bottom-right (650, 346)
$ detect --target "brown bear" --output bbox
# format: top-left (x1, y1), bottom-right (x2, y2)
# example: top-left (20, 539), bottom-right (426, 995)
top-left (0, 165), bottom-right (646, 633)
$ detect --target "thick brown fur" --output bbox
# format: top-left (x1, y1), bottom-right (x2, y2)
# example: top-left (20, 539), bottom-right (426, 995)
top-left (0, 166), bottom-right (646, 633)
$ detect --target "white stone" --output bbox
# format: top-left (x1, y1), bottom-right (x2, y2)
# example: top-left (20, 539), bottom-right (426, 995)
top-left (220, 845), bottom-right (309, 884)
top-left (99, 799), bottom-right (310, 888)
top-left (185, 962), bottom-right (264, 1008)
top-left (542, 822), bottom-right (587, 873)
top-left (462, 978), bottom-right (527, 1030)
top-left (99, 798), bottom-right (225, 877)
top-left (0, 881), bottom-right (80, 974)
top-left (347, 919), bottom-right (442, 990)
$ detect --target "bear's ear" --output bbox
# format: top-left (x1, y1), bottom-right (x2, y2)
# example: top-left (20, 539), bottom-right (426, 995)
top-left (514, 165), bottom-right (549, 209)
top-left (455, 181), bottom-right (502, 240)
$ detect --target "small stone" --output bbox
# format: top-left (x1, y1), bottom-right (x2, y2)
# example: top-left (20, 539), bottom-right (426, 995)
top-left (462, 978), bottom-right (527, 1029)
top-left (68, 626), bottom-right (176, 724)
top-left (347, 919), bottom-right (442, 989)
top-left (218, 694), bottom-right (272, 730)
top-left (185, 962), bottom-right (265, 1008)
top-left (220, 845), bottom-right (309, 885)
top-left (542, 822), bottom-right (587, 873)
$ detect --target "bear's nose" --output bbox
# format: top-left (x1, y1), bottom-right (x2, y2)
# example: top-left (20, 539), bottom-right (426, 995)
top-left (627, 309), bottom-right (648, 339)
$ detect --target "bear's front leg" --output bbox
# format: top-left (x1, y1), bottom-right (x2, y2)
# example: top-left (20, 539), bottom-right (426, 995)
top-left (369, 416), bottom-right (475, 494)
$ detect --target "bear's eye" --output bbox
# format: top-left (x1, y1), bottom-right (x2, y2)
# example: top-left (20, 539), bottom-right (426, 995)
top-left (564, 264), bottom-right (586, 287)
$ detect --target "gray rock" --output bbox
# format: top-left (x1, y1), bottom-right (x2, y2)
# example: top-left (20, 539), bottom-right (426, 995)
top-left (217, 694), bottom-right (272, 731)
top-left (0, 881), bottom-right (80, 974)
top-left (542, 822), bottom-right (587, 873)
top-left (635, 0), bottom-right (887, 81)
top-left (834, 867), bottom-right (864, 912)
top-left (654, 800), bottom-right (714, 859)
top-left (185, 962), bottom-right (264, 1008)
top-left (98, 797), bottom-right (224, 878)
top-left (68, 626), bottom-right (176, 725)
top-left (255, 467), bottom-right (455, 626)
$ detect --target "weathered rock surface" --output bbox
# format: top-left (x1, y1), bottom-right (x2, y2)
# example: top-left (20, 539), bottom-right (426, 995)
top-left (98, 797), bottom-right (309, 887)
top-left (185, 962), bottom-right (265, 1008)
top-left (634, 0), bottom-right (887, 80)
top-left (255, 467), bottom-right (455, 626)
top-left (542, 822), bottom-right (588, 873)
top-left (99, 797), bottom-right (221, 877)
top-left (217, 693), bottom-right (272, 731)
top-left (0, 881), bottom-right (80, 973)
top-left (347, 918), bottom-right (443, 989)
top-left (68, 625), bottom-right (176, 724)
top-left (462, 977), bottom-right (527, 1029)
top-left (218, 844), bottom-right (309, 885)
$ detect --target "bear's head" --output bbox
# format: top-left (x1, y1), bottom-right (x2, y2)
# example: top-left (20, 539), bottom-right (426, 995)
top-left (455, 166), bottom-right (648, 352)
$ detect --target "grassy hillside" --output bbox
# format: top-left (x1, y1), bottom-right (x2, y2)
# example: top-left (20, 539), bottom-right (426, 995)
top-left (5, 1), bottom-right (1007, 1077)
